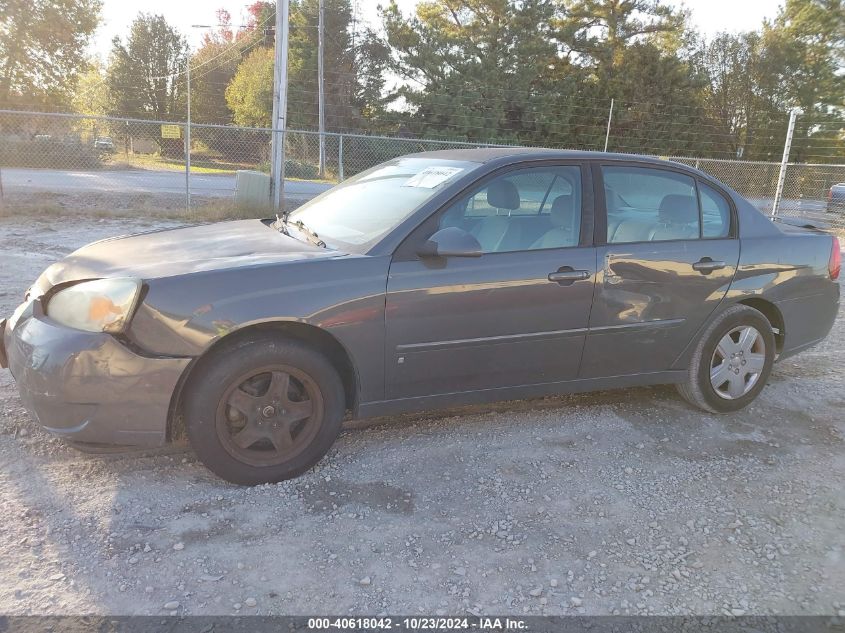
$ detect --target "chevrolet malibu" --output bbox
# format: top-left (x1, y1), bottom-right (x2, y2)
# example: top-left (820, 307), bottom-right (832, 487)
top-left (1, 149), bottom-right (840, 485)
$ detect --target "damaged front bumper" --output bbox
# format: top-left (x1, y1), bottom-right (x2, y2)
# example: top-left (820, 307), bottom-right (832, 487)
top-left (2, 300), bottom-right (191, 447)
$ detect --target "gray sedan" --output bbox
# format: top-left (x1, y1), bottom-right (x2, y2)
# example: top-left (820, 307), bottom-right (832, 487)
top-left (1, 149), bottom-right (840, 485)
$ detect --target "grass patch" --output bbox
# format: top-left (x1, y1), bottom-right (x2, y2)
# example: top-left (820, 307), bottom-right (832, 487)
top-left (185, 200), bottom-right (274, 222)
top-left (104, 153), bottom-right (337, 183)
top-left (0, 194), bottom-right (68, 218)
top-left (107, 153), bottom-right (242, 175)
top-left (0, 192), bottom-right (302, 223)
top-left (184, 197), bottom-right (307, 222)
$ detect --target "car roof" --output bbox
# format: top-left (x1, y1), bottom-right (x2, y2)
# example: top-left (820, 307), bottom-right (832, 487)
top-left (405, 147), bottom-right (682, 167)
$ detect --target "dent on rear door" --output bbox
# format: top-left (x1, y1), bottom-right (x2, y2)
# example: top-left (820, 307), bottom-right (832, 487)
top-left (581, 239), bottom-right (740, 377)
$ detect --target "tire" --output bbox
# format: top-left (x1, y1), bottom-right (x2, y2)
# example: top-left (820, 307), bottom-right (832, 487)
top-left (676, 304), bottom-right (775, 413)
top-left (183, 334), bottom-right (345, 485)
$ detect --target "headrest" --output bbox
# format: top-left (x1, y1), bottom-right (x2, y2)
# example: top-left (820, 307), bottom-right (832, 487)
top-left (487, 179), bottom-right (520, 210)
top-left (659, 194), bottom-right (698, 224)
top-left (550, 195), bottom-right (575, 228)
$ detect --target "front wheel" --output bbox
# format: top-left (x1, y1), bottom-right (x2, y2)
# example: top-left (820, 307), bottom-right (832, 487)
top-left (677, 305), bottom-right (775, 413)
top-left (183, 335), bottom-right (345, 485)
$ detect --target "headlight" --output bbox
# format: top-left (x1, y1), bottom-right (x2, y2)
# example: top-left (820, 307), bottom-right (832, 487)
top-left (46, 278), bottom-right (142, 333)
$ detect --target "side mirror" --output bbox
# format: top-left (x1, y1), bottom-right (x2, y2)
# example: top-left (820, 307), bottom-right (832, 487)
top-left (417, 227), bottom-right (483, 258)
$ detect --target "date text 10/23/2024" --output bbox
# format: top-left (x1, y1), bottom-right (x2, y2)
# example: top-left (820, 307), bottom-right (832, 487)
top-left (307, 617), bottom-right (529, 631)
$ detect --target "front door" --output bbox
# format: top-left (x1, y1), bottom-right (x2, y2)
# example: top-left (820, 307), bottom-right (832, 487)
top-left (579, 163), bottom-right (740, 378)
top-left (384, 164), bottom-right (597, 400)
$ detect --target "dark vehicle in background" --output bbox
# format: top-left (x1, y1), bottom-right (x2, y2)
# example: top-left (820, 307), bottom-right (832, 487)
top-left (1, 149), bottom-right (840, 485)
top-left (827, 183), bottom-right (845, 213)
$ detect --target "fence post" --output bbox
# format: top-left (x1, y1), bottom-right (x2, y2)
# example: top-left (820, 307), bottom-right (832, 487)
top-left (603, 98), bottom-right (614, 152)
top-left (338, 134), bottom-right (344, 182)
top-left (772, 109), bottom-right (798, 218)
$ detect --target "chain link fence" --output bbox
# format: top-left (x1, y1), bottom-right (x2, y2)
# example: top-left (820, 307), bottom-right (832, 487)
top-left (670, 156), bottom-right (845, 227)
top-left (1, 109), bottom-right (843, 229)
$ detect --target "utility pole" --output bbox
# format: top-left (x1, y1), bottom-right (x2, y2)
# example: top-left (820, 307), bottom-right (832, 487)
top-left (185, 53), bottom-right (191, 212)
top-left (772, 109), bottom-right (799, 219)
top-left (271, 0), bottom-right (290, 210)
top-left (186, 25), bottom-right (215, 212)
top-left (187, 25), bottom-right (214, 213)
top-left (317, 0), bottom-right (326, 178)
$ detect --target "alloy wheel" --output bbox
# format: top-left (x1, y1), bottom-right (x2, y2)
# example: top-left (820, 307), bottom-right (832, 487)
top-left (709, 325), bottom-right (767, 400)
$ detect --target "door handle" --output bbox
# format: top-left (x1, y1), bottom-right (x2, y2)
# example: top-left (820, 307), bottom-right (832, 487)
top-left (692, 258), bottom-right (727, 274)
top-left (548, 268), bottom-right (590, 284)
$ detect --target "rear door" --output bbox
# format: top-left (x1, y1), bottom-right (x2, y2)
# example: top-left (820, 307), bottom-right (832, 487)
top-left (384, 163), bottom-right (597, 400)
top-left (579, 163), bottom-right (739, 378)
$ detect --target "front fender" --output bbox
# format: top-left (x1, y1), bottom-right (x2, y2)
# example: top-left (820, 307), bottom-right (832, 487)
top-left (127, 256), bottom-right (391, 404)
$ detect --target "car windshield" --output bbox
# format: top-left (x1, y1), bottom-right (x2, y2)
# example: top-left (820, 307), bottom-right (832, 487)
top-left (285, 157), bottom-right (480, 252)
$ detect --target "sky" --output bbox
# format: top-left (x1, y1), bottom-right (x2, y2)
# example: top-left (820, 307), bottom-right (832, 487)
top-left (90, 0), bottom-right (783, 59)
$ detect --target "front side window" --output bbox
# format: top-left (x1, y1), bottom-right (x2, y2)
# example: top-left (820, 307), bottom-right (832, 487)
top-left (603, 166), bottom-right (700, 243)
top-left (438, 166), bottom-right (582, 253)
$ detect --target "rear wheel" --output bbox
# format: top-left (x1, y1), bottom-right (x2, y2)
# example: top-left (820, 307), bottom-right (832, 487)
top-left (677, 305), bottom-right (775, 413)
top-left (183, 335), bottom-right (345, 485)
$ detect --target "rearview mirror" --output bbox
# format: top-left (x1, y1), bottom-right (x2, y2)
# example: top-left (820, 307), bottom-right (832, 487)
top-left (417, 227), bottom-right (483, 258)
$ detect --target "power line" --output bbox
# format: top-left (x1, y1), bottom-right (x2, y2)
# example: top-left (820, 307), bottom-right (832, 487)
top-left (71, 13), bottom-right (276, 102)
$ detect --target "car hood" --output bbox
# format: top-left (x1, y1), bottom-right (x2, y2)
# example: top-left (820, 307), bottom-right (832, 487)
top-left (36, 220), bottom-right (344, 289)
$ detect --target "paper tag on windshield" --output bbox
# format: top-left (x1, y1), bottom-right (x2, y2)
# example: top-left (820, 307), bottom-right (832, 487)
top-left (403, 166), bottom-right (464, 188)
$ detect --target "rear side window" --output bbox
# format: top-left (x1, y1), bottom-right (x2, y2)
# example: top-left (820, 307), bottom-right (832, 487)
top-left (698, 182), bottom-right (731, 238)
top-left (603, 166), bottom-right (700, 243)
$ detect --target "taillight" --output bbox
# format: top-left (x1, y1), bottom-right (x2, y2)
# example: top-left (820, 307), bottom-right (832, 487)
top-left (830, 237), bottom-right (841, 280)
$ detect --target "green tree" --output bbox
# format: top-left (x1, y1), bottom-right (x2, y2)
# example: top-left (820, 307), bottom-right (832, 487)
top-left (107, 13), bottom-right (189, 120)
top-left (379, 0), bottom-right (707, 150)
top-left (0, 0), bottom-right (101, 108)
top-left (349, 26), bottom-right (393, 130)
top-left (763, 0), bottom-right (843, 117)
top-left (696, 32), bottom-right (788, 160)
top-left (188, 5), bottom-right (278, 125)
top-left (381, 0), bottom-right (560, 143)
top-left (548, 0), bottom-right (707, 153)
top-left (557, 0), bottom-right (688, 87)
top-left (71, 60), bottom-right (111, 144)
top-left (72, 61), bottom-right (109, 117)
top-left (225, 47), bottom-right (275, 127)
top-left (599, 43), bottom-right (709, 156)
top-left (762, 0), bottom-right (845, 161)
top-left (190, 10), bottom-right (243, 125)
top-left (288, 0), bottom-right (356, 131)
top-left (223, 0), bottom-right (388, 132)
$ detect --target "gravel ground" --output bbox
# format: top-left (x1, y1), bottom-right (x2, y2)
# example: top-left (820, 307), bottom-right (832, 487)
top-left (1, 217), bottom-right (844, 617)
